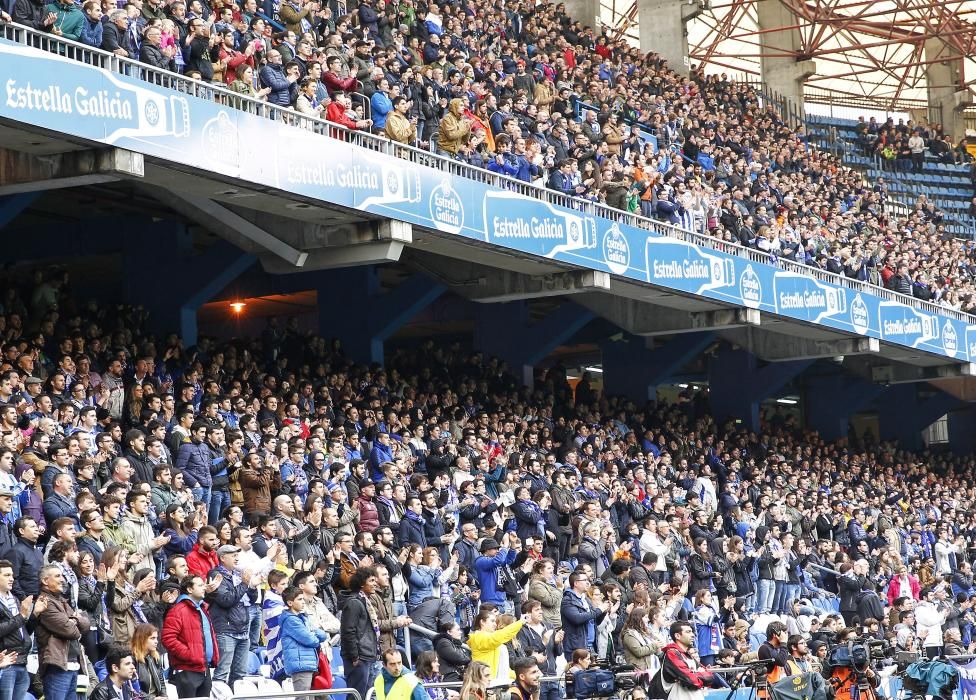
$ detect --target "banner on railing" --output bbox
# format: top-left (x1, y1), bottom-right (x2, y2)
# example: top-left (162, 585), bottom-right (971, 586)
top-left (1, 37), bottom-right (972, 363)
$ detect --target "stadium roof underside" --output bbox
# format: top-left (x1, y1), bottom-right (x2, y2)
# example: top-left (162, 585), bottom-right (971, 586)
top-left (605, 0), bottom-right (976, 114)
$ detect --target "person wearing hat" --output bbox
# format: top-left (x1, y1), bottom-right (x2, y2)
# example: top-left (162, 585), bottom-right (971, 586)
top-left (355, 478), bottom-right (380, 533)
top-left (206, 543), bottom-right (253, 687)
top-left (473, 532), bottom-right (516, 612)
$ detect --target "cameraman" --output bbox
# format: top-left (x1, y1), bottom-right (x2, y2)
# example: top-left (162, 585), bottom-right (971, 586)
top-left (661, 621), bottom-right (715, 700)
top-left (757, 621), bottom-right (789, 696)
top-left (786, 635), bottom-right (828, 700)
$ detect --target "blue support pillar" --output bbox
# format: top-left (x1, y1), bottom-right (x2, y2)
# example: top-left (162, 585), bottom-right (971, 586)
top-left (601, 332), bottom-right (715, 403)
top-left (318, 267), bottom-right (446, 365)
top-left (948, 408), bottom-right (976, 454)
top-left (804, 373), bottom-right (885, 442)
top-left (875, 385), bottom-right (961, 450)
top-left (707, 346), bottom-right (811, 431)
top-left (474, 301), bottom-right (594, 385)
top-left (124, 223), bottom-right (255, 346)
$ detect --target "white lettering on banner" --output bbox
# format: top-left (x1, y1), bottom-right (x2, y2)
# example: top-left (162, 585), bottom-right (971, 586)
top-left (284, 163), bottom-right (382, 190)
top-left (778, 290), bottom-right (827, 310)
top-left (5, 80), bottom-right (134, 120)
top-left (492, 216), bottom-right (565, 240)
top-left (883, 318), bottom-right (922, 336)
top-left (651, 259), bottom-right (711, 280)
top-left (432, 192), bottom-right (461, 227)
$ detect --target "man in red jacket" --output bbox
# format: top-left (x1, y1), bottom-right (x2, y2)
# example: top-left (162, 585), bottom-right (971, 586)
top-left (326, 92), bottom-right (372, 131)
top-left (186, 526), bottom-right (219, 579)
top-left (163, 575), bottom-right (220, 699)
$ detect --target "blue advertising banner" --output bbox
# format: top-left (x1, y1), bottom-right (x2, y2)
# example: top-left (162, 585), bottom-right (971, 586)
top-left (1, 38), bottom-right (972, 363)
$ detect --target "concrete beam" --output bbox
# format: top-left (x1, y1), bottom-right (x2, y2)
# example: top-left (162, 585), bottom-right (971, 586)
top-left (638, 0), bottom-right (702, 72)
top-left (578, 294), bottom-right (759, 336)
top-left (722, 328), bottom-right (880, 361)
top-left (150, 188), bottom-right (308, 268)
top-left (870, 362), bottom-right (976, 385)
top-left (0, 148), bottom-right (143, 194)
top-left (245, 214), bottom-right (412, 250)
top-left (261, 241), bottom-right (403, 273)
top-left (757, 0), bottom-right (816, 111)
top-left (925, 38), bottom-right (973, 139)
top-left (468, 270), bottom-right (610, 303)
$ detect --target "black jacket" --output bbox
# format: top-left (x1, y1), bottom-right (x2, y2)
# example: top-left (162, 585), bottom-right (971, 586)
top-left (12, 0), bottom-right (48, 30)
top-left (434, 633), bottom-right (470, 682)
top-left (3, 538), bottom-right (43, 599)
top-left (339, 594), bottom-right (378, 663)
top-left (838, 573), bottom-right (867, 613)
top-left (90, 677), bottom-right (133, 700)
top-left (100, 21), bottom-right (130, 56)
top-left (0, 593), bottom-right (34, 662)
top-left (205, 566), bottom-right (250, 636)
top-left (139, 42), bottom-right (174, 71)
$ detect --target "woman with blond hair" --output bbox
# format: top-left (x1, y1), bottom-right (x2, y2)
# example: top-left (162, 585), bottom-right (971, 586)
top-left (131, 622), bottom-right (166, 700)
top-left (459, 661), bottom-right (492, 700)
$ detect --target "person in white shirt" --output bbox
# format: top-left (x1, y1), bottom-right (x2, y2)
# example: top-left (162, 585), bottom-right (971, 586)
top-left (915, 585), bottom-right (948, 658)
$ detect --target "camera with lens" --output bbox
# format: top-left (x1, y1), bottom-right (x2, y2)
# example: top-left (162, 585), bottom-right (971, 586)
top-left (567, 660), bottom-right (642, 699)
top-left (825, 638), bottom-right (893, 674)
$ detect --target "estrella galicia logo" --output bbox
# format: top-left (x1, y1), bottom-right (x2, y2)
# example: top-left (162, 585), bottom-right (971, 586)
top-left (602, 225), bottom-right (630, 275)
top-left (144, 100), bottom-right (160, 127)
top-left (850, 294), bottom-right (869, 335)
top-left (943, 320), bottom-right (958, 358)
top-left (387, 171), bottom-right (399, 196)
top-left (739, 265), bottom-right (761, 309)
top-left (429, 180), bottom-right (463, 235)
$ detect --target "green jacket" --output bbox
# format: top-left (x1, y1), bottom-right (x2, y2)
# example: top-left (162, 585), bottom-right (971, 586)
top-left (46, 1), bottom-right (85, 41)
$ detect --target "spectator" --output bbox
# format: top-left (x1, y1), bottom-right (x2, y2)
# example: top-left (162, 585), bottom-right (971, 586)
top-left (36, 564), bottom-right (88, 700)
top-left (280, 585), bottom-right (329, 699)
top-left (162, 574), bottom-right (220, 699)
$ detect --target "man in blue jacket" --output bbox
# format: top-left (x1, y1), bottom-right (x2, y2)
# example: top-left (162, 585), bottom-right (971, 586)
top-left (176, 421), bottom-right (213, 516)
top-left (560, 569), bottom-right (609, 660)
top-left (474, 534), bottom-right (517, 613)
top-left (206, 544), bottom-right (254, 687)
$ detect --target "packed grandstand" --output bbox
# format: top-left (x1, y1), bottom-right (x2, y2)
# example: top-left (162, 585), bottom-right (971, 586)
top-left (8, 0), bottom-right (976, 315)
top-left (0, 2), bottom-right (976, 700)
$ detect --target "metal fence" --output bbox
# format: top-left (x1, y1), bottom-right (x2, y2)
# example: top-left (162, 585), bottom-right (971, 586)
top-left (1, 21), bottom-right (974, 324)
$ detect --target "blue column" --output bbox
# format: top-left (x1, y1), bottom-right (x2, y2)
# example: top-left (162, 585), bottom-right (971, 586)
top-left (474, 301), bottom-right (593, 384)
top-left (318, 266), bottom-right (445, 365)
top-left (875, 385), bottom-right (961, 450)
top-left (601, 332), bottom-right (715, 402)
top-left (804, 372), bottom-right (885, 442)
top-left (707, 346), bottom-right (811, 431)
top-left (124, 223), bottom-right (255, 346)
top-left (948, 408), bottom-right (976, 454)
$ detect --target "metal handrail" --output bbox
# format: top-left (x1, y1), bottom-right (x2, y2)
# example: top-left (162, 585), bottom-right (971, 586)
top-left (2, 22), bottom-right (974, 324)
top-left (183, 688), bottom-right (363, 700)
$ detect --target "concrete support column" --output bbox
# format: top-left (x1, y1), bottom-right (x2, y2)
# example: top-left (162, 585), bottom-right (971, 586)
top-left (925, 39), bottom-right (973, 140)
top-left (474, 301), bottom-right (593, 386)
top-left (562, 0), bottom-right (601, 29)
top-left (318, 267), bottom-right (445, 365)
top-left (601, 332), bottom-right (714, 403)
top-left (637, 0), bottom-right (701, 73)
top-left (756, 0), bottom-right (816, 113)
top-left (707, 345), bottom-right (810, 431)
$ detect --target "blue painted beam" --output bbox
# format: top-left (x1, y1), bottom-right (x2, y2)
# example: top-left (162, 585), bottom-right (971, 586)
top-left (601, 332), bottom-right (715, 402)
top-left (474, 300), bottom-right (594, 376)
top-left (876, 385), bottom-right (963, 449)
top-left (708, 346), bottom-right (811, 430)
top-left (318, 266), bottom-right (445, 365)
top-left (805, 373), bottom-right (885, 441)
top-left (0, 193), bottom-right (39, 229)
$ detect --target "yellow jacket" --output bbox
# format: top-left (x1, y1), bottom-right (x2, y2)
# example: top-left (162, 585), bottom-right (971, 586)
top-left (468, 620), bottom-right (524, 679)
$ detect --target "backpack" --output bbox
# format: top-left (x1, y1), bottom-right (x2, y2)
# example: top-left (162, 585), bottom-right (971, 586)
top-left (573, 669), bottom-right (616, 699)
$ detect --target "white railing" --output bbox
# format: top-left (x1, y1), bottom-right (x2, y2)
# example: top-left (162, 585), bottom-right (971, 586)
top-left (2, 21), bottom-right (974, 324)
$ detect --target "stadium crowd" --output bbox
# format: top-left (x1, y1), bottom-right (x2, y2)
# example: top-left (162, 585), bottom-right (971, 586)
top-left (0, 273), bottom-right (969, 700)
top-left (5, 0), bottom-right (976, 313)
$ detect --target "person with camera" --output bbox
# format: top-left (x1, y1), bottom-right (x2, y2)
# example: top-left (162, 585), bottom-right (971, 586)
top-left (757, 621), bottom-right (789, 697)
top-left (660, 621), bottom-right (716, 700)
